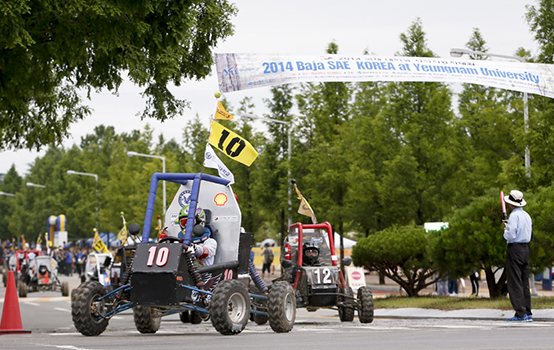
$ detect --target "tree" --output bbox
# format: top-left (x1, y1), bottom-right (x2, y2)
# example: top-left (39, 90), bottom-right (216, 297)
top-left (0, 165), bottom-right (21, 240)
top-left (379, 18), bottom-right (464, 225)
top-left (0, 0), bottom-right (237, 150)
top-left (431, 188), bottom-right (554, 299)
top-left (352, 225), bottom-right (440, 297)
top-left (430, 190), bottom-right (508, 298)
top-left (457, 29), bottom-right (514, 196)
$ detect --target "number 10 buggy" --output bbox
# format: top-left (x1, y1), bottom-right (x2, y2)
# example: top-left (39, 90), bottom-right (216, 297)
top-left (71, 173), bottom-right (296, 336)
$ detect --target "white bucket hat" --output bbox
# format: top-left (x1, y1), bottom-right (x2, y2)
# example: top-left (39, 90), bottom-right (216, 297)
top-left (504, 190), bottom-right (527, 207)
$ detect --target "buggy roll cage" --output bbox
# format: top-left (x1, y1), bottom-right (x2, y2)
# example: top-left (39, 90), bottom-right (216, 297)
top-left (140, 173), bottom-right (230, 245)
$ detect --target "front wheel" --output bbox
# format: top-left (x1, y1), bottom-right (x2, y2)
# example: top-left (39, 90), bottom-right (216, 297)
top-left (18, 282), bottom-right (27, 298)
top-left (357, 286), bottom-right (374, 323)
top-left (133, 306), bottom-right (161, 334)
top-left (210, 279), bottom-right (251, 335)
top-left (339, 286), bottom-right (355, 322)
top-left (71, 281), bottom-right (109, 336)
top-left (267, 281), bottom-right (296, 333)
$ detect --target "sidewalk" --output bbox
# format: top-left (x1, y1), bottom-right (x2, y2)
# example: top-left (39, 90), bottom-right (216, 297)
top-left (365, 272), bottom-right (554, 321)
top-left (258, 267), bottom-right (554, 321)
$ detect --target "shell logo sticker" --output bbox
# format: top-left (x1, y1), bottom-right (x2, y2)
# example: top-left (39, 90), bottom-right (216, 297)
top-left (214, 193), bottom-right (228, 206)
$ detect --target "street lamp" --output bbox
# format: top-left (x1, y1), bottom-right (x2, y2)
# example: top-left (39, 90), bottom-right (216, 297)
top-left (26, 182), bottom-right (46, 188)
top-left (0, 191), bottom-right (15, 197)
top-left (67, 170), bottom-right (99, 231)
top-left (450, 48), bottom-right (530, 177)
top-left (127, 151), bottom-right (166, 218)
top-left (241, 113), bottom-right (293, 227)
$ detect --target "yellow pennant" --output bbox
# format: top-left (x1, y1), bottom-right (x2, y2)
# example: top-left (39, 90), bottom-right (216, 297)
top-left (208, 120), bottom-right (259, 166)
top-left (215, 101), bottom-right (234, 120)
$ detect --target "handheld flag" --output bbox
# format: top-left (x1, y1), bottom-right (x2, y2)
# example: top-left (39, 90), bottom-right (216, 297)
top-left (293, 180), bottom-right (318, 224)
top-left (208, 120), bottom-right (259, 166)
top-left (500, 191), bottom-right (508, 221)
top-left (21, 235), bottom-right (26, 250)
top-left (215, 101), bottom-right (234, 120)
top-left (36, 234), bottom-right (42, 246)
top-left (204, 144), bottom-right (235, 184)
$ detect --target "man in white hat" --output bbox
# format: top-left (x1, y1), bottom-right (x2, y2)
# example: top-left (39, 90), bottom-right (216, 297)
top-left (502, 190), bottom-right (532, 322)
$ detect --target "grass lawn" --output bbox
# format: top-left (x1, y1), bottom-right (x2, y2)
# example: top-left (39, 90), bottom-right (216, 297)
top-left (374, 295), bottom-right (554, 310)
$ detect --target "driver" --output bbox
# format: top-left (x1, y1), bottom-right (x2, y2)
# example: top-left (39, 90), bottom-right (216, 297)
top-left (178, 205), bottom-right (217, 266)
top-left (302, 242), bottom-right (321, 267)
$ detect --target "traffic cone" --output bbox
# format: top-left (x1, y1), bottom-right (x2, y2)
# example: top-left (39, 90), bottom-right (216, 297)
top-left (0, 271), bottom-right (31, 334)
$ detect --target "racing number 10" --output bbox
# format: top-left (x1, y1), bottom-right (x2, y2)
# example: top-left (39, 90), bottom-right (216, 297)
top-left (217, 130), bottom-right (246, 157)
top-left (146, 246), bottom-right (170, 267)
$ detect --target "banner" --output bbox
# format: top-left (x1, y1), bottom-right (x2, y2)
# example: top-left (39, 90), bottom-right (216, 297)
top-left (208, 120), bottom-right (259, 166)
top-left (215, 101), bottom-right (234, 120)
top-left (204, 144), bottom-right (235, 184)
top-left (215, 53), bottom-right (554, 98)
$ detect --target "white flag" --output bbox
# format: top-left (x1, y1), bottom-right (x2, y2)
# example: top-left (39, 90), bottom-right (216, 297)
top-left (204, 144), bottom-right (235, 185)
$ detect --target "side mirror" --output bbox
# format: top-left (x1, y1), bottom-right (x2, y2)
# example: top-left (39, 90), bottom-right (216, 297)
top-left (128, 223), bottom-right (140, 235)
top-left (342, 257), bottom-right (352, 267)
top-left (281, 259), bottom-right (293, 268)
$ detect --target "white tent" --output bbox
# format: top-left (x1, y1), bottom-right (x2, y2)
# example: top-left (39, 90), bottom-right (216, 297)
top-left (333, 232), bottom-right (357, 249)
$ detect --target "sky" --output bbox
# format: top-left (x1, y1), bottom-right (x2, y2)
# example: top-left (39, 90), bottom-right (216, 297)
top-left (0, 0), bottom-right (540, 176)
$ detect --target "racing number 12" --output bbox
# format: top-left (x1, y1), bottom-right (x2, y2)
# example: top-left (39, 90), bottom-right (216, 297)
top-left (314, 268), bottom-right (331, 284)
top-left (146, 246), bottom-right (170, 267)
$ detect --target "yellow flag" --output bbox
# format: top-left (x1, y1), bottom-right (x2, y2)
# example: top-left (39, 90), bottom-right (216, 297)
top-left (21, 235), bottom-right (27, 250)
top-left (37, 234), bottom-right (42, 246)
top-left (209, 120), bottom-right (259, 166)
top-left (117, 226), bottom-right (127, 242)
top-left (215, 101), bottom-right (234, 120)
top-left (93, 232), bottom-right (109, 254)
top-left (293, 182), bottom-right (318, 224)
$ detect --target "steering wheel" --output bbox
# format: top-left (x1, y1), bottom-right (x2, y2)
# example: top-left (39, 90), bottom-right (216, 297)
top-left (159, 236), bottom-right (181, 243)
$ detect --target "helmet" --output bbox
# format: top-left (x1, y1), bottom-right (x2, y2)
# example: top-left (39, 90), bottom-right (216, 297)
top-left (179, 205), bottom-right (209, 244)
top-left (302, 242), bottom-right (319, 266)
top-left (178, 205), bottom-right (206, 228)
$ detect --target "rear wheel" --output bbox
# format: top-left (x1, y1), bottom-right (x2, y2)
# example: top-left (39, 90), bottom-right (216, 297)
top-left (267, 281), bottom-right (296, 333)
top-left (179, 311), bottom-right (190, 323)
top-left (18, 282), bottom-right (27, 298)
top-left (338, 286), bottom-right (354, 322)
top-left (133, 305), bottom-right (161, 334)
top-left (250, 286), bottom-right (268, 325)
top-left (61, 281), bottom-right (70, 296)
top-left (210, 279), bottom-right (250, 335)
top-left (72, 281), bottom-right (109, 336)
top-left (357, 286), bottom-right (374, 323)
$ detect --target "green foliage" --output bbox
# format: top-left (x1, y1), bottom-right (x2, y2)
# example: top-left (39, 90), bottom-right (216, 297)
top-left (0, 0), bottom-right (237, 150)
top-left (352, 225), bottom-right (439, 296)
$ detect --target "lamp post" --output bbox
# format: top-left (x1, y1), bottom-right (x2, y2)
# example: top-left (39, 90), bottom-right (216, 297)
top-left (241, 113), bottom-right (293, 227)
top-left (127, 151), bottom-right (166, 218)
top-left (450, 48), bottom-right (530, 178)
top-left (67, 170), bottom-right (99, 231)
top-left (0, 191), bottom-right (15, 197)
top-left (26, 182), bottom-right (46, 188)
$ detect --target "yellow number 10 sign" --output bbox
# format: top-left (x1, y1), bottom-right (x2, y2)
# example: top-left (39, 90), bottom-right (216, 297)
top-left (208, 120), bottom-right (259, 166)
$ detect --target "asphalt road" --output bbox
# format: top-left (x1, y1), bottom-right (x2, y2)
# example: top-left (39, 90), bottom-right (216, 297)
top-left (2, 274), bottom-right (554, 350)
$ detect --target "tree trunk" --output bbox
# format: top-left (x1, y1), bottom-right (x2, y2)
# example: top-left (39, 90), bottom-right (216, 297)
top-left (485, 267), bottom-right (507, 299)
